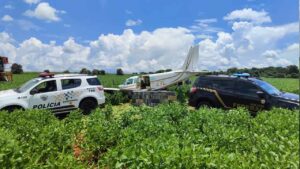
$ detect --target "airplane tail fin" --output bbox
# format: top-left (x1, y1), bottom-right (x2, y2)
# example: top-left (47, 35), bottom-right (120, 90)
top-left (181, 45), bottom-right (199, 71)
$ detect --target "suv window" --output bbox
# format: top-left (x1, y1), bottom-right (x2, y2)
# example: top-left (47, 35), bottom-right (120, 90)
top-left (32, 80), bottom-right (57, 94)
top-left (195, 78), bottom-right (212, 87)
top-left (211, 79), bottom-right (235, 92)
top-left (236, 81), bottom-right (259, 98)
top-left (87, 78), bottom-right (101, 86)
top-left (61, 79), bottom-right (81, 90)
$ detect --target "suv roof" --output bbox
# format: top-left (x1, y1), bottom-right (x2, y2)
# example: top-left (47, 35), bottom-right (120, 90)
top-left (195, 75), bottom-right (261, 83)
top-left (197, 74), bottom-right (244, 79)
top-left (53, 74), bottom-right (92, 78)
top-left (38, 73), bottom-right (97, 79)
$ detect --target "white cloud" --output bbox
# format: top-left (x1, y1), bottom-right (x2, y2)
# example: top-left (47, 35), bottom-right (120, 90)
top-left (0, 32), bottom-right (14, 43)
top-left (277, 43), bottom-right (299, 65)
top-left (59, 10), bottom-right (67, 14)
top-left (0, 28), bottom-right (194, 72)
top-left (262, 50), bottom-right (278, 58)
top-left (1, 15), bottom-right (13, 22)
top-left (190, 18), bottom-right (221, 40)
top-left (0, 12), bottom-right (298, 72)
top-left (17, 20), bottom-right (41, 31)
top-left (16, 37), bottom-right (90, 71)
top-left (196, 34), bottom-right (213, 39)
top-left (24, 2), bottom-right (61, 22)
top-left (64, 24), bottom-right (71, 28)
top-left (224, 8), bottom-right (271, 24)
top-left (195, 18), bottom-right (218, 24)
top-left (125, 10), bottom-right (133, 15)
top-left (0, 32), bottom-right (17, 61)
top-left (24, 0), bottom-right (40, 4)
top-left (126, 19), bottom-right (142, 27)
top-left (4, 5), bottom-right (14, 9)
top-left (197, 20), bottom-right (299, 69)
top-left (191, 18), bottom-right (219, 32)
top-left (89, 28), bottom-right (194, 72)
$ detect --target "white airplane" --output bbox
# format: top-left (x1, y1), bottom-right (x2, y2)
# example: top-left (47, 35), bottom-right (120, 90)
top-left (118, 45), bottom-right (201, 91)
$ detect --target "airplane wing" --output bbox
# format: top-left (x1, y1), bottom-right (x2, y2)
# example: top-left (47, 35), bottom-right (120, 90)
top-left (173, 70), bottom-right (207, 73)
top-left (104, 87), bottom-right (120, 91)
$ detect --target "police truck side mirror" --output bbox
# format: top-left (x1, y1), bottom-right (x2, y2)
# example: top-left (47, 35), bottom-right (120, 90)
top-left (256, 91), bottom-right (265, 98)
top-left (30, 88), bottom-right (39, 95)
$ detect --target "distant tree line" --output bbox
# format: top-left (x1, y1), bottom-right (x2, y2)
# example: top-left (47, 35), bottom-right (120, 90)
top-left (8, 63), bottom-right (299, 79)
top-left (79, 68), bottom-right (106, 75)
top-left (205, 65), bottom-right (299, 78)
top-left (133, 69), bottom-right (173, 75)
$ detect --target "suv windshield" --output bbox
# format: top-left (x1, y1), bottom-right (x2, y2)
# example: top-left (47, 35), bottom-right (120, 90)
top-left (16, 78), bottom-right (41, 93)
top-left (252, 79), bottom-right (281, 96)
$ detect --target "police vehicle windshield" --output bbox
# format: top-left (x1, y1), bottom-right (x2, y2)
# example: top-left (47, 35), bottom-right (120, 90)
top-left (16, 78), bottom-right (41, 93)
top-left (251, 79), bottom-right (281, 96)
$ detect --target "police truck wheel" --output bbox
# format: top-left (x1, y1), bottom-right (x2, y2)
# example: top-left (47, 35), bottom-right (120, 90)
top-left (79, 98), bottom-right (98, 115)
top-left (3, 106), bottom-right (22, 113)
top-left (196, 101), bottom-right (212, 109)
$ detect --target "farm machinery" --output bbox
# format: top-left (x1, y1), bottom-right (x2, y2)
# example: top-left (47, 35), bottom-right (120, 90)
top-left (0, 56), bottom-right (13, 82)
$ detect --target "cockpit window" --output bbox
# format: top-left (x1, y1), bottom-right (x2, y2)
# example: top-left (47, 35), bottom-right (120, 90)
top-left (126, 78), bottom-right (134, 85)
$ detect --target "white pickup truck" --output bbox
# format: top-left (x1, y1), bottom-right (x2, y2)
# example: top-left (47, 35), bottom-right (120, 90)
top-left (0, 73), bottom-right (105, 114)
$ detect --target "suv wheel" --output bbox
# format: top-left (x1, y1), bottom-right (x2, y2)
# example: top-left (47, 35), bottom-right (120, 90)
top-left (3, 106), bottom-right (22, 113)
top-left (79, 98), bottom-right (98, 115)
top-left (196, 101), bottom-right (212, 109)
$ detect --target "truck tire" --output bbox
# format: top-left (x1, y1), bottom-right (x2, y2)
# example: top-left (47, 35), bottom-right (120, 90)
top-left (196, 101), bottom-right (212, 109)
top-left (79, 98), bottom-right (98, 115)
top-left (3, 106), bottom-right (23, 113)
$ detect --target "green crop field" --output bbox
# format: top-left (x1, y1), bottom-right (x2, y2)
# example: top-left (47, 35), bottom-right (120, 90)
top-left (0, 73), bottom-right (299, 168)
top-left (263, 78), bottom-right (299, 94)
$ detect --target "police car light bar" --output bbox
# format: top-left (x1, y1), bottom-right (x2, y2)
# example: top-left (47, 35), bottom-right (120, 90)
top-left (39, 72), bottom-right (55, 78)
top-left (232, 73), bottom-right (250, 78)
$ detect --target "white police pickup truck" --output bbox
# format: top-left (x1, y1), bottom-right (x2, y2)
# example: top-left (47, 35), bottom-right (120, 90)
top-left (0, 73), bottom-right (105, 114)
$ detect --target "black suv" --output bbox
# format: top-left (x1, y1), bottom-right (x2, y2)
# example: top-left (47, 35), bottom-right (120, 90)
top-left (188, 75), bottom-right (299, 112)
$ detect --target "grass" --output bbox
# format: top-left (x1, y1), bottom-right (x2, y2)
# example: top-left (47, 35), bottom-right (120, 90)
top-left (0, 73), bottom-right (298, 168)
top-left (99, 74), bottom-right (133, 88)
top-left (263, 78), bottom-right (299, 93)
top-left (0, 72), bottom-right (38, 90)
top-left (0, 104), bottom-right (298, 168)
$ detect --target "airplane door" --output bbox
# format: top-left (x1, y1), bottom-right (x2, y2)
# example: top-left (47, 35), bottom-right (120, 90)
top-left (141, 76), bottom-right (150, 89)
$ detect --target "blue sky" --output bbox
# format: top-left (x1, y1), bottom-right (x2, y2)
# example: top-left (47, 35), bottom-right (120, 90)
top-left (0, 0), bottom-right (298, 72)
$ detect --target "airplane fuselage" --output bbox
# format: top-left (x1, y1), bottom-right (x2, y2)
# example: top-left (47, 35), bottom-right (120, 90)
top-left (147, 71), bottom-right (195, 90)
top-left (118, 45), bottom-right (200, 91)
top-left (119, 71), bottom-right (198, 91)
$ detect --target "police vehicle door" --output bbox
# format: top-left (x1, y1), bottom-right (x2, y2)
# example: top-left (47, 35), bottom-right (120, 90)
top-left (234, 80), bottom-right (265, 111)
top-left (29, 79), bottom-right (61, 110)
top-left (211, 79), bottom-right (236, 108)
top-left (59, 78), bottom-right (82, 108)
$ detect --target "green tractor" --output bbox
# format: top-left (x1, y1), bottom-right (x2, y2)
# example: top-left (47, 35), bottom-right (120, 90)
top-left (0, 56), bottom-right (12, 82)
